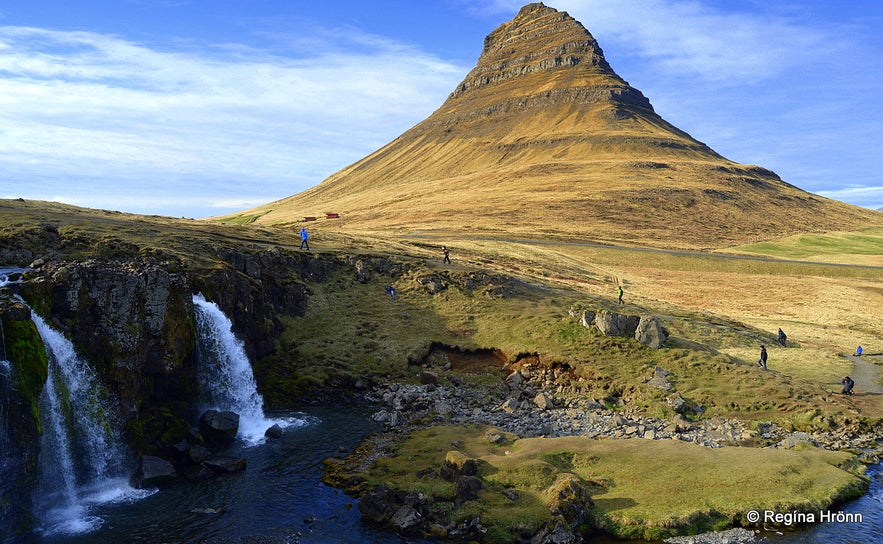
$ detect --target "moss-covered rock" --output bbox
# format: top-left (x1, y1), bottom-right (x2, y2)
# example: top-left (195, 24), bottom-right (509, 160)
top-left (0, 300), bottom-right (47, 539)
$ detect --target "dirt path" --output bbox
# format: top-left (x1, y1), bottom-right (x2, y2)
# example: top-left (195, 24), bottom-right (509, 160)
top-left (846, 355), bottom-right (883, 394)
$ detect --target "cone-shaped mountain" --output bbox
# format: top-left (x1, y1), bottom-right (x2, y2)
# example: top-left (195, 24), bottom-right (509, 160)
top-left (233, 2), bottom-right (880, 249)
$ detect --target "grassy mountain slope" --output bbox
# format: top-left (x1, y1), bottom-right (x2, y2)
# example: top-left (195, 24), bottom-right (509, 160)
top-left (224, 3), bottom-right (881, 250)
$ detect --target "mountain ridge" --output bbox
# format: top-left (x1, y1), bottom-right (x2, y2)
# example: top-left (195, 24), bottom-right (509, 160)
top-left (227, 2), bottom-right (880, 250)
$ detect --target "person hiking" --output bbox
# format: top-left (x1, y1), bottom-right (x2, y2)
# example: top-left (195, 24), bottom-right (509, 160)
top-left (299, 227), bottom-right (310, 250)
top-left (777, 328), bottom-right (787, 347)
top-left (841, 376), bottom-right (855, 395)
top-left (757, 345), bottom-right (768, 371)
top-left (616, 285), bottom-right (624, 304)
top-left (385, 284), bottom-right (397, 301)
top-left (442, 246), bottom-right (451, 264)
top-left (855, 345), bottom-right (863, 356)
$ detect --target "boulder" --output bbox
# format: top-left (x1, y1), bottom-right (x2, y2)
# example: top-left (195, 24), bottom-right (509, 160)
top-left (138, 455), bottom-right (178, 488)
top-left (534, 391), bottom-right (555, 410)
top-left (441, 450), bottom-right (478, 481)
top-left (390, 504), bottom-right (424, 536)
top-left (456, 475), bottom-right (484, 502)
top-left (358, 485), bottom-right (395, 523)
top-left (199, 410), bottom-right (240, 446)
top-left (187, 444), bottom-right (212, 464)
top-left (546, 473), bottom-right (594, 527)
top-left (264, 423), bottom-right (284, 439)
top-left (203, 456), bottom-right (247, 474)
top-left (531, 522), bottom-right (580, 544)
top-left (635, 315), bottom-right (668, 348)
top-left (647, 367), bottom-right (674, 391)
top-left (666, 392), bottom-right (689, 414)
top-left (497, 398), bottom-right (519, 413)
top-left (594, 310), bottom-right (640, 337)
top-left (578, 310), bottom-right (595, 329)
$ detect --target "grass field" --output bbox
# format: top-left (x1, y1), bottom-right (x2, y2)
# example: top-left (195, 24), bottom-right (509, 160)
top-left (5, 198), bottom-right (883, 539)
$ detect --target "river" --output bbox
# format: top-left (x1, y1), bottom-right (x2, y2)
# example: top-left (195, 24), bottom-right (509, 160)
top-left (38, 405), bottom-right (424, 544)
top-left (28, 403), bottom-right (879, 544)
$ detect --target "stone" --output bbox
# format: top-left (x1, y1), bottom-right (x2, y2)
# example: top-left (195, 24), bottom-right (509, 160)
top-left (390, 504), bottom-right (424, 536)
top-left (545, 473), bottom-right (594, 527)
top-left (534, 391), bottom-right (555, 410)
top-left (441, 450), bottom-right (478, 481)
top-left (456, 475), bottom-right (484, 502)
top-left (138, 455), bottom-right (178, 488)
top-left (264, 423), bottom-right (284, 439)
top-left (531, 522), bottom-right (580, 544)
top-left (187, 444), bottom-right (212, 465)
top-left (506, 371), bottom-right (525, 387)
top-left (647, 367), bottom-right (674, 390)
top-left (420, 371), bottom-right (439, 385)
top-left (358, 485), bottom-right (394, 523)
top-left (203, 456), bottom-right (247, 474)
top-left (498, 398), bottom-right (519, 413)
top-left (667, 392), bottom-right (689, 414)
top-left (635, 315), bottom-right (668, 348)
top-left (594, 310), bottom-right (640, 337)
top-left (199, 410), bottom-right (240, 446)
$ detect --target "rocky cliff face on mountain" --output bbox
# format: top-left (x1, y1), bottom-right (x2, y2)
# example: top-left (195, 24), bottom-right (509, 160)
top-left (231, 2), bottom-right (880, 249)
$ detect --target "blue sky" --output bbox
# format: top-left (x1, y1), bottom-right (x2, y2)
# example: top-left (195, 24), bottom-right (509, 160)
top-left (1, 1), bottom-right (881, 218)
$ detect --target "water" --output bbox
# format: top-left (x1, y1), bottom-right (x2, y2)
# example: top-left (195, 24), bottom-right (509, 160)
top-left (30, 310), bottom-right (151, 537)
top-left (192, 293), bottom-right (300, 444)
top-left (4, 276), bottom-right (881, 542)
top-left (761, 463), bottom-right (882, 543)
top-left (39, 405), bottom-right (418, 544)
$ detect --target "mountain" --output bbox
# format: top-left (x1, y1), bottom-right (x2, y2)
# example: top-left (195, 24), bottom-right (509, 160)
top-left (228, 2), bottom-right (881, 250)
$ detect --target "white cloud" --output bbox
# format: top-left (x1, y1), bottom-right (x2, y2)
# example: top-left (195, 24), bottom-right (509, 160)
top-left (0, 25), bottom-right (466, 216)
top-left (817, 186), bottom-right (883, 211)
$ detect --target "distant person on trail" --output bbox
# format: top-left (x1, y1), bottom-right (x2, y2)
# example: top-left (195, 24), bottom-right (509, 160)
top-left (777, 328), bottom-right (787, 347)
top-left (855, 345), bottom-right (863, 356)
top-left (299, 227), bottom-right (310, 250)
top-left (442, 246), bottom-right (451, 264)
top-left (841, 376), bottom-right (855, 395)
top-left (616, 285), bottom-right (624, 305)
top-left (385, 284), bottom-right (397, 301)
top-left (757, 345), bottom-right (768, 371)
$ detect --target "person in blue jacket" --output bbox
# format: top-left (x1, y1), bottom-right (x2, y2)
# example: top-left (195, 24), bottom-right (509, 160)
top-left (855, 345), bottom-right (863, 356)
top-left (299, 227), bottom-right (310, 250)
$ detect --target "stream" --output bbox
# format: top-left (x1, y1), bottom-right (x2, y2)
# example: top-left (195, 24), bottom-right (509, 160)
top-left (28, 404), bottom-right (879, 544)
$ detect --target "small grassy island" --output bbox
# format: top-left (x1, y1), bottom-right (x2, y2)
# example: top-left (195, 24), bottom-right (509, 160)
top-left (329, 424), bottom-right (867, 541)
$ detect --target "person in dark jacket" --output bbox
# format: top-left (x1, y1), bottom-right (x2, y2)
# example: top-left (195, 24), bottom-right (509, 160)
top-left (757, 345), bottom-right (768, 371)
top-left (841, 376), bottom-right (855, 395)
top-left (777, 328), bottom-right (787, 347)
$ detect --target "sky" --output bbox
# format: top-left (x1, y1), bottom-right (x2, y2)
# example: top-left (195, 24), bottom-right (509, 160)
top-left (1, 0), bottom-right (881, 219)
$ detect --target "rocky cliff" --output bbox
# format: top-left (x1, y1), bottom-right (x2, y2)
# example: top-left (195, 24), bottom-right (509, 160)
top-left (0, 245), bottom-right (323, 538)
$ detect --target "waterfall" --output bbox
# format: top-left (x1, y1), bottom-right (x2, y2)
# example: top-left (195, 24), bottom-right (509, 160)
top-left (29, 310), bottom-right (152, 536)
top-left (192, 293), bottom-right (297, 445)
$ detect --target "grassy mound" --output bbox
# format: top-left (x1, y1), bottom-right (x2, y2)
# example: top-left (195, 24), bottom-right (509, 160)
top-left (350, 424), bottom-right (868, 541)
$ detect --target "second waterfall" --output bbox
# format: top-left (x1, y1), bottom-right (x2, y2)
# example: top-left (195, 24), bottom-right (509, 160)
top-left (192, 293), bottom-right (297, 445)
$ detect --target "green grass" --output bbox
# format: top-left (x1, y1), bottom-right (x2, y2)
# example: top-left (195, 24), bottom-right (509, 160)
top-left (727, 227), bottom-right (883, 261)
top-left (356, 425), bottom-right (868, 540)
